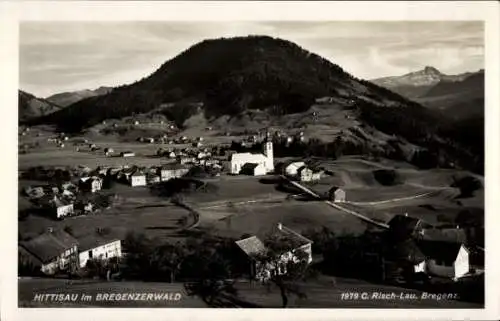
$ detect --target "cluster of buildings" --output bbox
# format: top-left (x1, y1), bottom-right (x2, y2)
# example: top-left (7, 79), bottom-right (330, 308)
top-left (114, 164), bottom-right (191, 187)
top-left (384, 214), bottom-right (480, 281)
top-left (23, 175), bottom-right (105, 219)
top-left (19, 228), bottom-right (122, 275)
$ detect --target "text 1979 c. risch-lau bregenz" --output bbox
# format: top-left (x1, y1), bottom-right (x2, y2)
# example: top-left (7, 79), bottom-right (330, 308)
top-left (340, 292), bottom-right (458, 301)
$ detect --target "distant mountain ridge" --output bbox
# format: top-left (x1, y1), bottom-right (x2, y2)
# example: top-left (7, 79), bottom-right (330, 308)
top-left (46, 86), bottom-right (113, 107)
top-left (371, 67), bottom-right (484, 121)
top-left (372, 66), bottom-right (475, 90)
top-left (18, 90), bottom-right (62, 122)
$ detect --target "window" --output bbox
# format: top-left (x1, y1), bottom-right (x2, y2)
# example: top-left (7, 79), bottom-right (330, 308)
top-left (89, 250), bottom-right (93, 259)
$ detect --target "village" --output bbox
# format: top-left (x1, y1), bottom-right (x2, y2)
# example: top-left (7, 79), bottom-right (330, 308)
top-left (17, 120), bottom-right (485, 307)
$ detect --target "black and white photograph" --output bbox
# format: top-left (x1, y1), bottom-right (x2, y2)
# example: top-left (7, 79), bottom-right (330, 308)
top-left (1, 1), bottom-right (499, 320)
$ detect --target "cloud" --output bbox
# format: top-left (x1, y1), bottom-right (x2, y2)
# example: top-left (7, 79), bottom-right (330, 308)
top-left (20, 21), bottom-right (484, 97)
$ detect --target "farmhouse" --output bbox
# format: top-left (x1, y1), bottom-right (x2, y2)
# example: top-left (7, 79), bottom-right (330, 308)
top-left (235, 223), bottom-right (312, 281)
top-left (19, 229), bottom-right (79, 275)
top-left (418, 241), bottom-right (470, 280)
top-left (230, 141), bottom-right (274, 175)
top-left (77, 236), bottom-right (122, 268)
top-left (129, 169), bottom-right (146, 187)
top-left (45, 196), bottom-right (74, 219)
top-left (157, 164), bottom-right (190, 181)
top-left (297, 166), bottom-right (322, 182)
top-left (328, 187), bottom-right (346, 203)
top-left (79, 176), bottom-right (103, 193)
top-left (284, 161), bottom-right (306, 176)
top-left (104, 147), bottom-right (114, 156)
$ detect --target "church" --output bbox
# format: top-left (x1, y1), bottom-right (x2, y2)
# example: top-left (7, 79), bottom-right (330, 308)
top-left (229, 141), bottom-right (274, 175)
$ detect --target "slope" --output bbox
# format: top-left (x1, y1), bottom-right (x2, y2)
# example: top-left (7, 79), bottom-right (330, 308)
top-left (18, 90), bottom-right (62, 123)
top-left (46, 86), bottom-right (113, 107)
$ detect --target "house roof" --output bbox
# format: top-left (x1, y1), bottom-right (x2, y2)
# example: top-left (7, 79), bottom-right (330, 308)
top-left (20, 230), bottom-right (78, 264)
top-left (417, 240), bottom-right (466, 265)
top-left (328, 186), bottom-right (345, 194)
top-left (388, 215), bottom-right (421, 233)
top-left (264, 224), bottom-right (313, 255)
top-left (19, 246), bottom-right (44, 266)
top-left (286, 161), bottom-right (306, 171)
top-left (297, 165), bottom-right (313, 174)
top-left (421, 228), bottom-right (467, 244)
top-left (76, 234), bottom-right (120, 252)
top-left (235, 236), bottom-right (268, 258)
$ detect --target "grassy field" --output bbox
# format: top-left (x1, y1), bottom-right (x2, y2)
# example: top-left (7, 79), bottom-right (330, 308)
top-left (200, 199), bottom-right (369, 239)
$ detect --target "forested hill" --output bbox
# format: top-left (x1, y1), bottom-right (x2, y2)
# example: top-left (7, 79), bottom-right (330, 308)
top-left (35, 35), bottom-right (431, 131)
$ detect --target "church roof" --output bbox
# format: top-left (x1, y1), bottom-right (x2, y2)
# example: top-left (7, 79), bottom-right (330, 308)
top-left (230, 152), bottom-right (267, 163)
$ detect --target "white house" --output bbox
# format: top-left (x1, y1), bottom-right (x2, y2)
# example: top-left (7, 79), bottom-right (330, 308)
top-left (230, 141), bottom-right (274, 175)
top-left (79, 176), bottom-right (103, 193)
top-left (157, 164), bottom-right (190, 181)
top-left (77, 237), bottom-right (122, 268)
top-left (419, 241), bottom-right (470, 280)
top-left (285, 161), bottom-right (306, 176)
top-left (19, 230), bottom-right (79, 275)
top-left (129, 170), bottom-right (146, 187)
top-left (297, 166), bottom-right (322, 182)
top-left (46, 196), bottom-right (74, 219)
top-left (328, 187), bottom-right (346, 203)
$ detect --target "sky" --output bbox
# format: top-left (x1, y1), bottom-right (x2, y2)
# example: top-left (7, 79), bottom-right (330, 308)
top-left (20, 21), bottom-right (484, 98)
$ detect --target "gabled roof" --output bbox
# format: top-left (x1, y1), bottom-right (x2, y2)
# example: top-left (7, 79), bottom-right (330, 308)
top-left (274, 224), bottom-right (313, 248)
top-left (230, 152), bottom-right (267, 163)
top-left (297, 165), bottom-right (312, 174)
top-left (328, 186), bottom-right (345, 194)
top-left (388, 215), bottom-right (421, 233)
top-left (421, 228), bottom-right (467, 244)
top-left (20, 230), bottom-right (78, 264)
top-left (235, 236), bottom-right (268, 258)
top-left (417, 240), bottom-right (466, 265)
top-left (285, 161), bottom-right (306, 171)
top-left (76, 234), bottom-right (120, 252)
